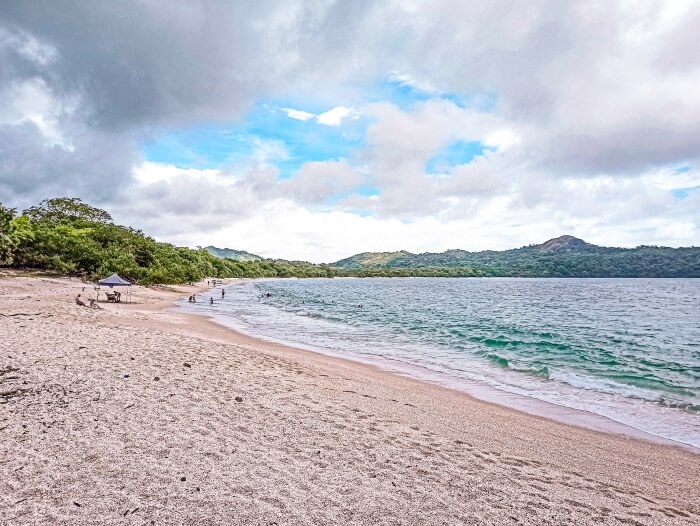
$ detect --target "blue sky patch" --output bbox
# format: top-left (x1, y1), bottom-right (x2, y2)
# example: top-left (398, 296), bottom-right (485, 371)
top-left (143, 100), bottom-right (368, 179)
top-left (142, 75), bottom-right (497, 182)
top-left (426, 140), bottom-right (492, 174)
top-left (672, 186), bottom-right (699, 200)
top-left (355, 185), bottom-right (380, 197)
top-left (369, 75), bottom-right (497, 112)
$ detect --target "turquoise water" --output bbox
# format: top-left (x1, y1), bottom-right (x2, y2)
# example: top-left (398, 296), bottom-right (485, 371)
top-left (184, 278), bottom-right (700, 448)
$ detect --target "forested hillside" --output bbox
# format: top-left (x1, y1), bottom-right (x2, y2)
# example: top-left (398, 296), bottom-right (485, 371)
top-left (0, 198), bottom-right (336, 284)
top-left (332, 235), bottom-right (700, 277)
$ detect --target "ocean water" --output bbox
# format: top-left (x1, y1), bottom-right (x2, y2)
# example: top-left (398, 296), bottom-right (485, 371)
top-left (182, 278), bottom-right (700, 448)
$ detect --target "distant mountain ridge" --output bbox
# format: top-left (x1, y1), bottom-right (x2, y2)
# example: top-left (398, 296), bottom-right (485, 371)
top-left (332, 236), bottom-right (596, 268)
top-left (203, 236), bottom-right (700, 278)
top-left (205, 246), bottom-right (263, 261)
top-left (331, 236), bottom-right (700, 278)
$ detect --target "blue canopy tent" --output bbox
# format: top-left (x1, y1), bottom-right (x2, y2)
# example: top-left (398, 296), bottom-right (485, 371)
top-left (97, 273), bottom-right (132, 303)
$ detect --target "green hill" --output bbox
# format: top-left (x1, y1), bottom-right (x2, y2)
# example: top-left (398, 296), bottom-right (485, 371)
top-left (205, 246), bottom-right (263, 261)
top-left (331, 236), bottom-right (700, 278)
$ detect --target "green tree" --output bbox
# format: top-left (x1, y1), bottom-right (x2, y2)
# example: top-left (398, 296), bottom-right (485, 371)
top-left (0, 204), bottom-right (17, 264)
top-left (24, 197), bottom-right (113, 224)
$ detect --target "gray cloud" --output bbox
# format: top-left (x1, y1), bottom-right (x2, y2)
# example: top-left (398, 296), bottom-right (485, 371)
top-left (0, 121), bottom-right (137, 210)
top-left (0, 1), bottom-right (387, 132)
top-left (652, 2), bottom-right (700, 74)
top-left (2, 1), bottom-right (261, 131)
top-left (275, 159), bottom-right (363, 206)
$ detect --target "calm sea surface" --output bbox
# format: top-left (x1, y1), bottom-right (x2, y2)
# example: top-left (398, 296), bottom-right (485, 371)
top-left (181, 278), bottom-right (700, 448)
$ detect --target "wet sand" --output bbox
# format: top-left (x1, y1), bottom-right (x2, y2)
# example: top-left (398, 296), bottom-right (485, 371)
top-left (1, 274), bottom-right (698, 525)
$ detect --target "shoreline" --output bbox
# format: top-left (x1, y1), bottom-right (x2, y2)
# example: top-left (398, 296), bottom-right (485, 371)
top-left (2, 274), bottom-right (699, 524)
top-left (179, 281), bottom-right (699, 454)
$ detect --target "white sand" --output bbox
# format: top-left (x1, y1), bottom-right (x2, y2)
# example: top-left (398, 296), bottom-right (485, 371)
top-left (1, 274), bottom-right (698, 525)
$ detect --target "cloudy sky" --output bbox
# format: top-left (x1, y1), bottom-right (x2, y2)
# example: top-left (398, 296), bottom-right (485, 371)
top-left (1, 1), bottom-right (699, 262)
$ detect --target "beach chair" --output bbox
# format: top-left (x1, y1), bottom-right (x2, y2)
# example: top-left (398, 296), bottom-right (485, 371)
top-left (105, 292), bottom-right (117, 303)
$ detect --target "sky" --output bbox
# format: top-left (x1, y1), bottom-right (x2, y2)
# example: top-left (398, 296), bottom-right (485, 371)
top-left (1, 0), bottom-right (699, 263)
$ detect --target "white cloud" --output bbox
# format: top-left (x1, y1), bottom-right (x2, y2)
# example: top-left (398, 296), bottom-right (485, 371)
top-left (0, 79), bottom-right (68, 147)
top-left (655, 222), bottom-right (696, 241)
top-left (121, 159), bottom-right (700, 263)
top-left (640, 167), bottom-right (700, 192)
top-left (484, 130), bottom-right (521, 152)
top-left (191, 200), bottom-right (540, 262)
top-left (2, 25), bottom-right (57, 66)
top-left (317, 106), bottom-right (355, 126)
top-left (277, 159), bottom-right (363, 205)
top-left (388, 70), bottom-right (439, 93)
top-left (248, 137), bottom-right (290, 167)
top-left (282, 107), bottom-right (315, 121)
top-left (133, 162), bottom-right (223, 184)
top-left (114, 162), bottom-right (264, 237)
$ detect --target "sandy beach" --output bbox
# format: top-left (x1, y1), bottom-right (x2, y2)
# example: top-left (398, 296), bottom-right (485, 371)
top-left (1, 274), bottom-right (698, 525)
